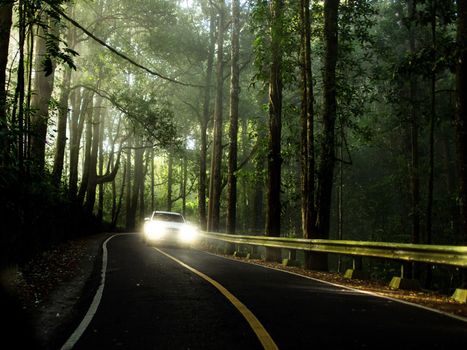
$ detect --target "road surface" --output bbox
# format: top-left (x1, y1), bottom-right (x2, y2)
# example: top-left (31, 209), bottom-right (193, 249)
top-left (61, 234), bottom-right (467, 349)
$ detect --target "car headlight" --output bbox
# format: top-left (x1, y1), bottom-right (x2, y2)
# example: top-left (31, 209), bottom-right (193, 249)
top-left (180, 225), bottom-right (198, 243)
top-left (144, 221), bottom-right (166, 240)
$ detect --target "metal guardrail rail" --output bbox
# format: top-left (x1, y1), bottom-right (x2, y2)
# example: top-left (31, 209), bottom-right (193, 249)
top-left (200, 232), bottom-right (467, 268)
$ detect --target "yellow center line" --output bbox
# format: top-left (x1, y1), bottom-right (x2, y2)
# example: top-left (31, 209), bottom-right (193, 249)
top-left (153, 247), bottom-right (279, 350)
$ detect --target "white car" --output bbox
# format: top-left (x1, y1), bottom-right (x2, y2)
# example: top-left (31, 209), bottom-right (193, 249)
top-left (142, 211), bottom-right (198, 247)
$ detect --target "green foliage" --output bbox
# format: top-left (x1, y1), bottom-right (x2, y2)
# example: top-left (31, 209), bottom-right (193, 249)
top-left (42, 29), bottom-right (78, 76)
top-left (249, 0), bottom-right (298, 88)
top-left (115, 90), bottom-right (178, 148)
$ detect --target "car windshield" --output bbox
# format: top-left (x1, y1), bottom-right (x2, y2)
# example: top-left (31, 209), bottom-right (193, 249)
top-left (153, 212), bottom-right (185, 223)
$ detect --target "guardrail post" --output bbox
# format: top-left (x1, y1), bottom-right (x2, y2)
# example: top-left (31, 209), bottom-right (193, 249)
top-left (389, 263), bottom-right (422, 291)
top-left (344, 257), bottom-right (365, 279)
top-left (451, 269), bottom-right (467, 303)
top-left (232, 243), bottom-right (243, 257)
top-left (246, 245), bottom-right (261, 260)
top-left (225, 242), bottom-right (235, 255)
top-left (282, 249), bottom-right (300, 267)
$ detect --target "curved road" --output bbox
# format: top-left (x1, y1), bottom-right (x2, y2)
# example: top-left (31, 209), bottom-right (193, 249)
top-left (64, 234), bottom-right (467, 349)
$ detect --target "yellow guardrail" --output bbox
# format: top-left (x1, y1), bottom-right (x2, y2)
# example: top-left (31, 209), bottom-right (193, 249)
top-left (200, 232), bottom-right (467, 268)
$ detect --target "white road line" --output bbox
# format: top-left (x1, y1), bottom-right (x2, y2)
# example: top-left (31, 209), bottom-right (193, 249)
top-left (60, 233), bottom-right (129, 350)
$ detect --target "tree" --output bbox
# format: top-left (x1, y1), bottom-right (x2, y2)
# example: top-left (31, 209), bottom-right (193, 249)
top-left (313, 0), bottom-right (339, 270)
top-left (30, 14), bottom-right (59, 172)
top-left (199, 4), bottom-right (216, 231)
top-left (456, 0), bottom-right (467, 285)
top-left (208, 0), bottom-right (226, 232)
top-left (299, 0), bottom-right (316, 268)
top-left (265, 0), bottom-right (284, 262)
top-left (52, 7), bottom-right (76, 186)
top-left (227, 0), bottom-right (241, 234)
top-left (0, 0), bottom-right (13, 160)
top-left (69, 88), bottom-right (90, 200)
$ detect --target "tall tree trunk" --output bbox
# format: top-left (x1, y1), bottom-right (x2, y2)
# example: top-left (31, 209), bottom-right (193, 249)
top-left (406, 0), bottom-right (421, 280)
top-left (52, 16), bottom-right (75, 186)
top-left (199, 5), bottom-right (216, 231)
top-left (151, 148), bottom-right (155, 212)
top-left (425, 0), bottom-right (437, 287)
top-left (69, 89), bottom-right (90, 200)
top-left (112, 163), bottom-right (126, 229)
top-left (30, 15), bottom-right (57, 172)
top-left (265, 0), bottom-right (284, 262)
top-left (208, 0), bottom-right (225, 232)
top-left (182, 151), bottom-right (187, 216)
top-left (52, 65), bottom-right (72, 185)
top-left (240, 114), bottom-right (249, 231)
top-left (455, 0), bottom-right (467, 287)
top-left (84, 97), bottom-right (103, 216)
top-left (0, 1), bottom-right (13, 161)
top-left (314, 0), bottom-right (339, 270)
top-left (79, 100), bottom-right (95, 206)
top-left (130, 144), bottom-right (144, 228)
top-left (97, 111), bottom-right (106, 222)
top-left (125, 145), bottom-right (132, 230)
top-left (253, 149), bottom-right (265, 233)
top-left (227, 0), bottom-right (240, 234)
top-left (167, 151), bottom-right (173, 211)
top-left (14, 0), bottom-right (26, 168)
top-left (300, 0), bottom-right (316, 269)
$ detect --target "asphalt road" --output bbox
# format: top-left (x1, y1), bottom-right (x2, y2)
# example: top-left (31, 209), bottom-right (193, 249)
top-left (64, 234), bottom-right (467, 349)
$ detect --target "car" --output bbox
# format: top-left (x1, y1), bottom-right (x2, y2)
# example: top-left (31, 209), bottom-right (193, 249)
top-left (142, 211), bottom-right (198, 247)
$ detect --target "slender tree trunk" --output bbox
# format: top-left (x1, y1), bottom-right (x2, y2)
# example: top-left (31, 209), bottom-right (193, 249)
top-left (313, 0), bottom-right (339, 270)
top-left (52, 65), bottom-right (72, 185)
top-left (52, 18), bottom-right (75, 186)
top-left (97, 110), bottom-right (106, 222)
top-left (241, 115), bottom-right (249, 231)
top-left (300, 0), bottom-right (316, 268)
top-left (182, 151), bottom-right (187, 216)
top-left (69, 89), bottom-right (90, 200)
top-left (253, 150), bottom-right (265, 233)
top-left (227, 0), bottom-right (240, 234)
top-left (83, 63), bottom-right (111, 212)
top-left (77, 103), bottom-right (95, 205)
top-left (111, 162), bottom-right (117, 224)
top-left (25, 24), bottom-right (34, 164)
top-left (0, 1), bottom-right (13, 160)
top-left (130, 144), bottom-right (144, 228)
top-left (455, 0), bottom-right (467, 287)
top-left (405, 0), bottom-right (421, 280)
top-left (208, 0), bottom-right (225, 232)
top-left (265, 0), bottom-right (284, 262)
top-left (14, 0), bottom-right (26, 168)
top-left (112, 163), bottom-right (126, 229)
top-left (300, 0), bottom-right (309, 239)
top-left (125, 145), bottom-right (132, 230)
top-left (167, 152), bottom-right (173, 211)
top-left (426, 0), bottom-right (437, 253)
top-left (84, 99), bottom-right (102, 216)
top-left (30, 15), bottom-right (58, 172)
top-left (199, 6), bottom-right (216, 231)
top-left (151, 148), bottom-right (155, 212)
top-left (425, 1), bottom-right (437, 291)
top-left (139, 157), bottom-right (146, 222)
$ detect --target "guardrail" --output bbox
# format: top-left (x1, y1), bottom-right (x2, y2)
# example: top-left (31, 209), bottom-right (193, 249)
top-left (200, 231), bottom-right (467, 268)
